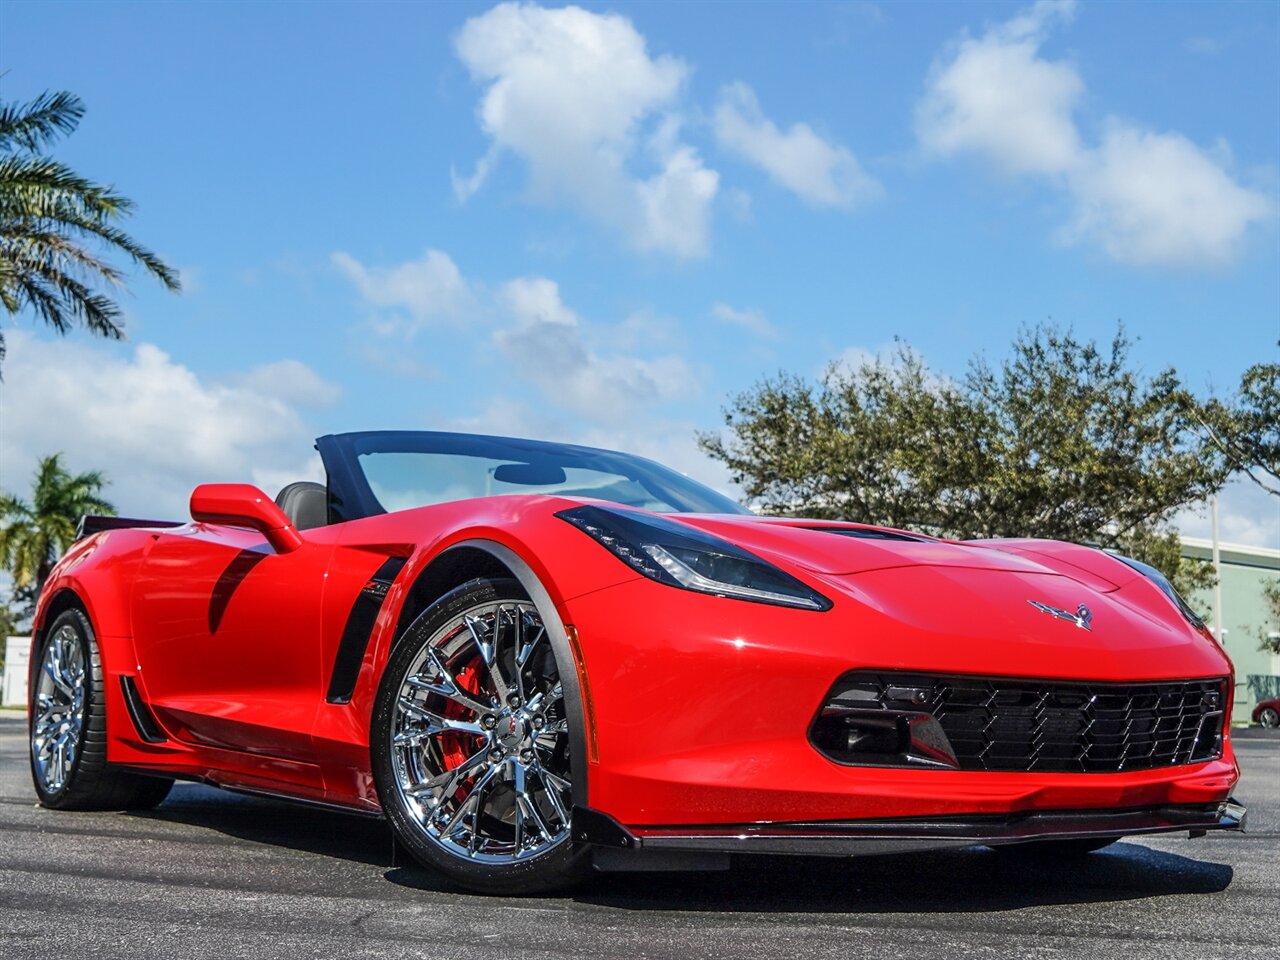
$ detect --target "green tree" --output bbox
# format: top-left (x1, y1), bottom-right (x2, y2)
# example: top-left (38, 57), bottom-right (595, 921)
top-left (0, 601), bottom-right (20, 672)
top-left (698, 325), bottom-right (1224, 598)
top-left (0, 454), bottom-right (115, 598)
top-left (0, 603), bottom-right (17, 641)
top-left (0, 90), bottom-right (179, 368)
top-left (1259, 579), bottom-right (1280, 656)
top-left (1194, 352), bottom-right (1279, 497)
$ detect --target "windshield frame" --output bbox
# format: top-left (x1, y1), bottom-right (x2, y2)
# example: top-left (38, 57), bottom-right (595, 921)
top-left (315, 430), bottom-right (748, 521)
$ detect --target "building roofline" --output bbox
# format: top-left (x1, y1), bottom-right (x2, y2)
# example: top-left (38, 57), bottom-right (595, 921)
top-left (1181, 536), bottom-right (1280, 569)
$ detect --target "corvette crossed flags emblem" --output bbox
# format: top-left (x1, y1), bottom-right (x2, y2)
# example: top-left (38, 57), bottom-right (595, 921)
top-left (1027, 600), bottom-right (1093, 631)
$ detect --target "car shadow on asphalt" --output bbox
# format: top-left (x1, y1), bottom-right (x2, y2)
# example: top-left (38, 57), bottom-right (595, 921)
top-left (132, 785), bottom-right (1234, 911)
top-left (567, 844), bottom-right (1234, 913)
top-left (382, 842), bottom-right (1235, 911)
top-left (126, 783), bottom-right (412, 873)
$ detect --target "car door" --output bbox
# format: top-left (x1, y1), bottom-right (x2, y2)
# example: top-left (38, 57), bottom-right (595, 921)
top-left (130, 521), bottom-right (335, 763)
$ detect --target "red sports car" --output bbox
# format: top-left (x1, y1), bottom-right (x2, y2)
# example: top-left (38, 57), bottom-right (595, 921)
top-left (29, 431), bottom-right (1245, 893)
top-left (1253, 697), bottom-right (1280, 728)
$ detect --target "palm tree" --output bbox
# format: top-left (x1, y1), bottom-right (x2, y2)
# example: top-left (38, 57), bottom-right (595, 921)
top-left (0, 90), bottom-right (180, 368)
top-left (0, 454), bottom-right (115, 595)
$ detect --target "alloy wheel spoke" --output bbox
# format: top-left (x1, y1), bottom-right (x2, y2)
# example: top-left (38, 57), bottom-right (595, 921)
top-left (405, 651), bottom-right (493, 715)
top-left (517, 776), bottom-right (556, 841)
top-left (394, 703), bottom-right (485, 741)
top-left (42, 659), bottom-right (73, 698)
top-left (410, 747), bottom-right (489, 804)
top-left (443, 764), bottom-right (498, 841)
top-left (515, 617), bottom-right (549, 704)
top-left (468, 609), bottom-right (512, 706)
top-left (538, 768), bottom-right (570, 826)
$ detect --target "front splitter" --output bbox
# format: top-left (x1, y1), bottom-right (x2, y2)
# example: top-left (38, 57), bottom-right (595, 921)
top-left (576, 798), bottom-right (1246, 868)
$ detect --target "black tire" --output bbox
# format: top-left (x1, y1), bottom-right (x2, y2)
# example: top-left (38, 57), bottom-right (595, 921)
top-left (29, 607), bottom-right (174, 811)
top-left (991, 837), bottom-right (1118, 857)
top-left (1259, 707), bottom-right (1280, 729)
top-left (371, 578), bottom-right (589, 895)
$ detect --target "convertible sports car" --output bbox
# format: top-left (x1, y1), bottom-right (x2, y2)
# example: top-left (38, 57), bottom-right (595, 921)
top-left (29, 430), bottom-right (1245, 893)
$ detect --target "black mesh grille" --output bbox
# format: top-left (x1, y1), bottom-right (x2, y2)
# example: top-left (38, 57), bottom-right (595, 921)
top-left (819, 672), bottom-right (1227, 773)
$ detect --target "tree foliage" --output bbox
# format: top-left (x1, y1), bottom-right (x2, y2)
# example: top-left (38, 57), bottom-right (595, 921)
top-left (698, 326), bottom-right (1223, 598)
top-left (1259, 579), bottom-right (1280, 657)
top-left (0, 90), bottom-right (179, 368)
top-left (1194, 351), bottom-right (1280, 498)
top-left (0, 454), bottom-right (115, 599)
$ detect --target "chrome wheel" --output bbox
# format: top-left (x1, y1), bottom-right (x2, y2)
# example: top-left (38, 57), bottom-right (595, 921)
top-left (31, 623), bottom-right (88, 794)
top-left (390, 599), bottom-right (572, 864)
top-left (1261, 707), bottom-right (1280, 729)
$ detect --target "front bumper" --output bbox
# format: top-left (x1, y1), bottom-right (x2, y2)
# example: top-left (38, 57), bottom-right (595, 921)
top-left (576, 798), bottom-right (1246, 867)
top-left (562, 577), bottom-right (1241, 826)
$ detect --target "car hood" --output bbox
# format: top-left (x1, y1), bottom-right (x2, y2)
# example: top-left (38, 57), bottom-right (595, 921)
top-left (671, 515), bottom-right (1118, 588)
top-left (664, 514), bottom-right (1224, 677)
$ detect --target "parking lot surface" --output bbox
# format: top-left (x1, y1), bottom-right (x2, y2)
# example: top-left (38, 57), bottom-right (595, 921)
top-left (1, 714), bottom-right (1277, 960)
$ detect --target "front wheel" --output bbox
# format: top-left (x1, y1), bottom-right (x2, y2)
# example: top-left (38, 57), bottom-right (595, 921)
top-left (1259, 707), bottom-right (1280, 729)
top-left (371, 578), bottom-right (588, 894)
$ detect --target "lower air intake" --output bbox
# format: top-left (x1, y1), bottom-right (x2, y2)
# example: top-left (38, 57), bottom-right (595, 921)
top-left (812, 672), bottom-right (1226, 773)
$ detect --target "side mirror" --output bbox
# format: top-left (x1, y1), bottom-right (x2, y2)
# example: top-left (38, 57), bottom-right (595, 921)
top-left (190, 483), bottom-right (303, 554)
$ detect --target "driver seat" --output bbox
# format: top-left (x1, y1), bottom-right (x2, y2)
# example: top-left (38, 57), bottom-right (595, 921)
top-left (275, 481), bottom-right (328, 531)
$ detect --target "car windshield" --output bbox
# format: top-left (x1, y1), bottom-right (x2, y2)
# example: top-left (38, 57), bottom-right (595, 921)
top-left (329, 431), bottom-right (748, 516)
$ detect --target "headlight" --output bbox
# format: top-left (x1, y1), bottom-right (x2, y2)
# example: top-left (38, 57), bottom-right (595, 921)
top-left (1112, 554), bottom-right (1206, 630)
top-left (557, 505), bottom-right (831, 611)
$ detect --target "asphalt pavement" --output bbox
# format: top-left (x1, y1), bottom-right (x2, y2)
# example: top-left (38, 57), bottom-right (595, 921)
top-left (1, 712), bottom-right (1277, 960)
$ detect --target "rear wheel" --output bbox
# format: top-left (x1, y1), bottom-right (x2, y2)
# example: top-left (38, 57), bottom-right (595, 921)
top-left (371, 578), bottom-right (587, 894)
top-left (1259, 707), bottom-right (1280, 729)
top-left (30, 608), bottom-right (173, 811)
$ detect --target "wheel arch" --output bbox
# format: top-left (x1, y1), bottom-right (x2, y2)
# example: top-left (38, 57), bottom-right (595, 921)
top-left (385, 539), bottom-right (590, 808)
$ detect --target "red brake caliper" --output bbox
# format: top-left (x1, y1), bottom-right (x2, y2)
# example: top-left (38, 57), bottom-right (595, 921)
top-left (439, 657), bottom-right (486, 794)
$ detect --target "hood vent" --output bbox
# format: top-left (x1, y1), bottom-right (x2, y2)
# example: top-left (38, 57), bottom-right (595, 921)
top-left (804, 527), bottom-right (925, 543)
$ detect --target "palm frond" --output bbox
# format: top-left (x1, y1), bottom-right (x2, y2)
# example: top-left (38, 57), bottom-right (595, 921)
top-left (0, 157), bottom-right (131, 220)
top-left (0, 91), bottom-right (180, 352)
top-left (0, 230), bottom-right (127, 287)
top-left (0, 92), bottom-right (84, 153)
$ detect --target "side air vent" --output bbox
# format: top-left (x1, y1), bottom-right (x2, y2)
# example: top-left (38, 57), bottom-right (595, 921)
top-left (326, 556), bottom-right (409, 704)
top-left (120, 675), bottom-right (168, 743)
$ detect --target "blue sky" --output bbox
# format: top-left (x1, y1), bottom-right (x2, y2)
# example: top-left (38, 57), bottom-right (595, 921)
top-left (1, 0), bottom-right (1277, 545)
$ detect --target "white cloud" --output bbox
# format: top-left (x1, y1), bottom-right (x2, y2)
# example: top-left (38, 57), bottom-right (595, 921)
top-left (231, 359), bottom-right (343, 408)
top-left (497, 275), bottom-right (578, 327)
top-left (711, 302), bottom-right (777, 339)
top-left (453, 2), bottom-right (718, 257)
top-left (1066, 124), bottom-right (1273, 267)
top-left (714, 82), bottom-right (881, 208)
top-left (493, 276), bottom-right (697, 425)
top-left (917, 0), bottom-right (1272, 268)
top-left (1175, 478), bottom-right (1280, 551)
top-left (0, 333), bottom-right (327, 521)
top-left (331, 248), bottom-right (473, 331)
top-left (830, 344), bottom-right (879, 378)
top-left (917, 1), bottom-right (1082, 177)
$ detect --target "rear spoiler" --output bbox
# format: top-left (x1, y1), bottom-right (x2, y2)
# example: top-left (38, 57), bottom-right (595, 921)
top-left (76, 515), bottom-right (184, 541)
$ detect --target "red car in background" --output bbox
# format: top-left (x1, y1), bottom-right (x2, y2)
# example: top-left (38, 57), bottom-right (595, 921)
top-left (29, 431), bottom-right (1245, 893)
top-left (1253, 697), bottom-right (1280, 728)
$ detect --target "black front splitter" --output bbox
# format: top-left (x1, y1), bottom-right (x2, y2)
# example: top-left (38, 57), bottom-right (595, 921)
top-left (575, 799), bottom-right (1247, 871)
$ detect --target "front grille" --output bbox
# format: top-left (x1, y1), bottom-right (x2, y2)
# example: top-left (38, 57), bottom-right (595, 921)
top-left (816, 672), bottom-right (1226, 773)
